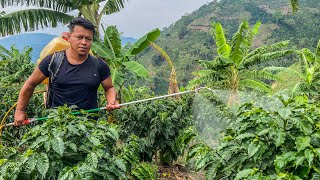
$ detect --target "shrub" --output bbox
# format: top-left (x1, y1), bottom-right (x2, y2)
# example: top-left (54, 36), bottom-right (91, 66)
top-left (188, 96), bottom-right (320, 179)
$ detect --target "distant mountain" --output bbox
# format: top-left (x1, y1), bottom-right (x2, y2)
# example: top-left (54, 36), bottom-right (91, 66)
top-left (0, 33), bottom-right (137, 62)
top-left (121, 37), bottom-right (137, 45)
top-left (0, 33), bottom-right (57, 62)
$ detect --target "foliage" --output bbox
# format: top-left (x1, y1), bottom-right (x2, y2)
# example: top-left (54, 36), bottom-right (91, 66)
top-left (0, 0), bottom-right (126, 36)
top-left (188, 95), bottom-right (320, 179)
top-left (114, 96), bottom-right (196, 166)
top-left (266, 39), bottom-right (320, 98)
top-left (132, 162), bottom-right (158, 180)
top-left (137, 0), bottom-right (320, 94)
top-left (0, 106), bottom-right (127, 179)
top-left (0, 45), bottom-right (45, 147)
top-left (187, 20), bottom-right (293, 105)
top-left (91, 26), bottom-right (160, 91)
top-left (0, 45), bottom-right (34, 86)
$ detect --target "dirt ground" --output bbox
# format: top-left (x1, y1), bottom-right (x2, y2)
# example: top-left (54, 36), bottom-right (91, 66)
top-left (158, 164), bottom-right (205, 180)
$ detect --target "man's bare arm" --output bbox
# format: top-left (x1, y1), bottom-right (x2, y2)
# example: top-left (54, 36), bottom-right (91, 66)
top-left (101, 77), bottom-right (119, 111)
top-left (14, 67), bottom-right (47, 126)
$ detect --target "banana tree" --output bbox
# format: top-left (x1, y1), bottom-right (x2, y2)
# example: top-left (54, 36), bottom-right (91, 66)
top-left (91, 26), bottom-right (160, 92)
top-left (265, 39), bottom-right (320, 98)
top-left (187, 20), bottom-right (293, 105)
top-left (0, 0), bottom-right (126, 37)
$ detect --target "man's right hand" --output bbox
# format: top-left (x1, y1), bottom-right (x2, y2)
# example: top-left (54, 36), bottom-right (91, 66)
top-left (14, 110), bottom-right (28, 127)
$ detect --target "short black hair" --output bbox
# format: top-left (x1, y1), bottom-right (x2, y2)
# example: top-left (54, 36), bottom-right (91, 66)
top-left (68, 17), bottom-right (95, 35)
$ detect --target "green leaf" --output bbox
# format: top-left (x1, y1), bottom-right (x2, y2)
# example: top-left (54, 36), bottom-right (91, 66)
top-left (296, 136), bottom-right (311, 152)
top-left (89, 136), bottom-right (101, 146)
top-left (257, 128), bottom-right (270, 136)
top-left (122, 61), bottom-right (149, 78)
top-left (273, 129), bottom-right (286, 147)
top-left (274, 152), bottom-right (296, 172)
top-left (126, 28), bottom-right (160, 56)
top-left (91, 39), bottom-right (114, 60)
top-left (0, 9), bottom-right (73, 36)
top-left (278, 107), bottom-right (293, 119)
top-left (51, 137), bottom-right (65, 156)
top-left (211, 22), bottom-right (230, 57)
top-left (67, 143), bottom-right (77, 152)
top-left (234, 168), bottom-right (256, 180)
top-left (293, 118), bottom-right (313, 135)
top-left (235, 133), bottom-right (255, 140)
top-left (36, 153), bottom-right (49, 178)
top-left (58, 167), bottom-right (73, 180)
top-left (248, 142), bottom-right (261, 158)
top-left (294, 155), bottom-right (305, 167)
top-left (86, 152), bottom-right (98, 169)
top-left (305, 149), bottom-right (314, 167)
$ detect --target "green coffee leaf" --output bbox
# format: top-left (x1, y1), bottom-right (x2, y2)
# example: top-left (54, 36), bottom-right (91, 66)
top-left (296, 136), bottom-right (310, 152)
top-left (36, 153), bottom-right (49, 178)
top-left (51, 137), bottom-right (65, 156)
top-left (234, 168), bottom-right (256, 180)
top-left (274, 152), bottom-right (296, 172)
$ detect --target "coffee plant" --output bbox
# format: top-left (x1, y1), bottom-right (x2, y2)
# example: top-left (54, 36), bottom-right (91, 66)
top-left (0, 106), bottom-right (128, 179)
top-left (188, 95), bottom-right (320, 179)
top-left (114, 96), bottom-right (196, 165)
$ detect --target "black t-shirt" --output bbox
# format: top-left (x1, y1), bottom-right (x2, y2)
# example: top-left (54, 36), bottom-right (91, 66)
top-left (38, 53), bottom-right (111, 110)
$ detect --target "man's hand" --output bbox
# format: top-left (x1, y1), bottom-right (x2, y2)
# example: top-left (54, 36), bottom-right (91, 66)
top-left (106, 100), bottom-right (120, 111)
top-left (14, 110), bottom-right (28, 127)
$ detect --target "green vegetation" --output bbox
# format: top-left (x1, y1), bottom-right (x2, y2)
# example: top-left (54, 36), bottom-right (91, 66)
top-left (187, 20), bottom-right (292, 105)
top-left (1, 0), bottom-right (320, 179)
top-left (138, 0), bottom-right (320, 94)
top-left (0, 0), bottom-right (126, 36)
top-left (188, 96), bottom-right (320, 179)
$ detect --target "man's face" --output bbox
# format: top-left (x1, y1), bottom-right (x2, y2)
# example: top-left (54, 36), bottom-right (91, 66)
top-left (68, 25), bottom-right (94, 56)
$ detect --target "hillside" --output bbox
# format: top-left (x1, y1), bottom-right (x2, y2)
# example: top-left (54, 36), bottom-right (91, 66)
top-left (137, 0), bottom-right (320, 94)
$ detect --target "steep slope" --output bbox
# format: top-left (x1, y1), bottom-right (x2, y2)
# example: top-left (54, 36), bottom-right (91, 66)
top-left (137, 0), bottom-right (320, 94)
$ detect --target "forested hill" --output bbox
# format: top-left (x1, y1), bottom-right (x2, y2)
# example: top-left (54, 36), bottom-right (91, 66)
top-left (137, 0), bottom-right (320, 94)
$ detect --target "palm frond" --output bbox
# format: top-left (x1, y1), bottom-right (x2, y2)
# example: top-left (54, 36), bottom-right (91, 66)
top-left (291, 82), bottom-right (307, 97)
top-left (195, 60), bottom-right (215, 69)
top-left (0, 45), bottom-right (13, 57)
top-left (243, 50), bottom-right (294, 67)
top-left (187, 70), bottom-right (219, 89)
top-left (240, 70), bottom-right (280, 81)
top-left (301, 48), bottom-right (316, 64)
top-left (230, 20), bottom-right (249, 64)
top-left (0, 9), bottom-right (73, 36)
top-left (239, 79), bottom-right (272, 93)
top-left (246, 21), bottom-right (261, 47)
top-left (99, 0), bottom-right (125, 15)
top-left (210, 22), bottom-right (230, 57)
top-left (264, 66), bottom-right (305, 80)
top-left (0, 0), bottom-right (77, 12)
top-left (104, 25), bottom-right (122, 57)
top-left (246, 41), bottom-right (290, 59)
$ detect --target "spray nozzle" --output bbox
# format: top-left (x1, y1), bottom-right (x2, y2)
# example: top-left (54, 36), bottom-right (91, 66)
top-left (194, 87), bottom-right (215, 94)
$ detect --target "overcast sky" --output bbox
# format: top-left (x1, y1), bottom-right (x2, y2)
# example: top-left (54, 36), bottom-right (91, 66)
top-left (1, 0), bottom-right (213, 38)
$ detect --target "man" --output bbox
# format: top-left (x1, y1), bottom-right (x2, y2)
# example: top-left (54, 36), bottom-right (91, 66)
top-left (14, 17), bottom-right (119, 126)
